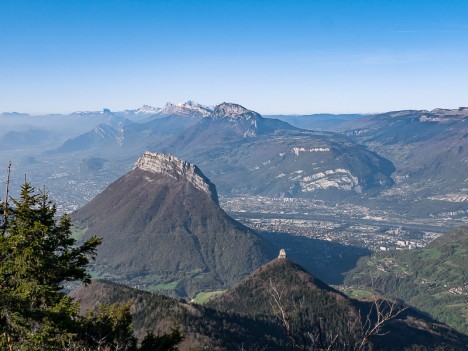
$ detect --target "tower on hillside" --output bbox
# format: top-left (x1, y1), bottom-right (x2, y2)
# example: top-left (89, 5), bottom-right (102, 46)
top-left (278, 249), bottom-right (287, 259)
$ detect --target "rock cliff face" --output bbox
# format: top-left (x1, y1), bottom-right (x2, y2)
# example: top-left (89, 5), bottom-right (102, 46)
top-left (210, 103), bottom-right (260, 120)
top-left (134, 151), bottom-right (218, 202)
top-left (165, 103), bottom-right (394, 198)
top-left (158, 101), bottom-right (212, 117)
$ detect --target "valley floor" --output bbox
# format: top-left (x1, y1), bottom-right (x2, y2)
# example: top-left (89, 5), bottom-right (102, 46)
top-left (220, 195), bottom-right (459, 251)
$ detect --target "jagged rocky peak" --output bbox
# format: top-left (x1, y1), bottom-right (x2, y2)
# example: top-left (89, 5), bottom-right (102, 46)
top-left (133, 151), bottom-right (218, 201)
top-left (136, 105), bottom-right (162, 114)
top-left (184, 100), bottom-right (200, 107)
top-left (161, 100), bottom-right (212, 116)
top-left (211, 102), bottom-right (261, 120)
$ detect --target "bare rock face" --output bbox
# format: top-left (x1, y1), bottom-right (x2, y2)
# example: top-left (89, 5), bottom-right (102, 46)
top-left (134, 151), bottom-right (218, 202)
top-left (210, 102), bottom-right (261, 120)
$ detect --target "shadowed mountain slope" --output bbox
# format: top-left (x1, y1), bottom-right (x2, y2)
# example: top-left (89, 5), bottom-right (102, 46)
top-left (208, 256), bottom-right (467, 350)
top-left (72, 257), bottom-right (467, 350)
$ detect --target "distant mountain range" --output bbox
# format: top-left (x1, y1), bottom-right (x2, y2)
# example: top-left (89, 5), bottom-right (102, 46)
top-left (1, 101), bottom-right (466, 217)
top-left (54, 102), bottom-right (209, 155)
top-left (55, 102), bottom-right (395, 200)
top-left (0, 128), bottom-right (57, 149)
top-left (162, 103), bottom-right (394, 199)
top-left (72, 152), bottom-right (274, 296)
top-left (124, 100), bottom-right (213, 120)
top-left (341, 108), bottom-right (468, 199)
top-left (57, 124), bottom-right (124, 153)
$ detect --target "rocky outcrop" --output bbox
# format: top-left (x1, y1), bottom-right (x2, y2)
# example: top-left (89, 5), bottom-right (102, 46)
top-left (210, 103), bottom-right (261, 121)
top-left (159, 101), bottom-right (212, 117)
top-left (134, 151), bottom-right (218, 202)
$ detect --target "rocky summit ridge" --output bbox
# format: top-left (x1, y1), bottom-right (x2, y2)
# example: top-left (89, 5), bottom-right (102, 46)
top-left (161, 101), bottom-right (212, 117)
top-left (211, 102), bottom-right (261, 120)
top-left (136, 104), bottom-right (162, 114)
top-left (134, 151), bottom-right (218, 202)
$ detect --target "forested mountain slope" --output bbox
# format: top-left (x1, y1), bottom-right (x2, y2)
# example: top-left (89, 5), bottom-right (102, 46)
top-left (72, 258), bottom-right (467, 350)
top-left (345, 226), bottom-right (468, 334)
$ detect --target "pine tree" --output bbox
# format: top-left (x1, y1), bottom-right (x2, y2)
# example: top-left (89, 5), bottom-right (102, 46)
top-left (0, 182), bottom-right (102, 350)
top-left (139, 326), bottom-right (184, 351)
top-left (81, 303), bottom-right (137, 350)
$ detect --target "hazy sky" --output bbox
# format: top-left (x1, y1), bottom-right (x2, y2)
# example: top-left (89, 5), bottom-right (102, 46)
top-left (1, 0), bottom-right (467, 114)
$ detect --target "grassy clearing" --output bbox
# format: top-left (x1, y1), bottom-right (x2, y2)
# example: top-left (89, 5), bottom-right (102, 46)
top-left (145, 274), bottom-right (164, 281)
top-left (433, 291), bottom-right (452, 299)
top-left (192, 290), bottom-right (226, 304)
top-left (152, 281), bottom-right (178, 291)
top-left (446, 303), bottom-right (468, 310)
top-left (349, 289), bottom-right (374, 299)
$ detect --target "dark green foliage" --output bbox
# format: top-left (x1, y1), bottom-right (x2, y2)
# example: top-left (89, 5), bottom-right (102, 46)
top-left (208, 258), bottom-right (363, 350)
top-left (73, 261), bottom-right (467, 351)
top-left (0, 181), bottom-right (184, 351)
top-left (0, 182), bottom-right (102, 350)
top-left (72, 279), bottom-right (296, 350)
top-left (71, 280), bottom-right (184, 342)
top-left (139, 327), bottom-right (184, 351)
top-left (81, 303), bottom-right (137, 350)
top-left (345, 226), bottom-right (468, 334)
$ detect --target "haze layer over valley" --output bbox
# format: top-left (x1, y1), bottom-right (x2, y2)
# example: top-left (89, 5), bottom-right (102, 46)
top-left (1, 102), bottom-right (465, 255)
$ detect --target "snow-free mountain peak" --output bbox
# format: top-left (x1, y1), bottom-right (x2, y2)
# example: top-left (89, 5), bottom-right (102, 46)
top-left (93, 123), bottom-right (118, 140)
top-left (73, 152), bottom-right (270, 296)
top-left (211, 102), bottom-right (261, 120)
top-left (134, 151), bottom-right (218, 201)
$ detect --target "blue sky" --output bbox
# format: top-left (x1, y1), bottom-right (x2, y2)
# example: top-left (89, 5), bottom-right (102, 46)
top-left (1, 0), bottom-right (467, 114)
